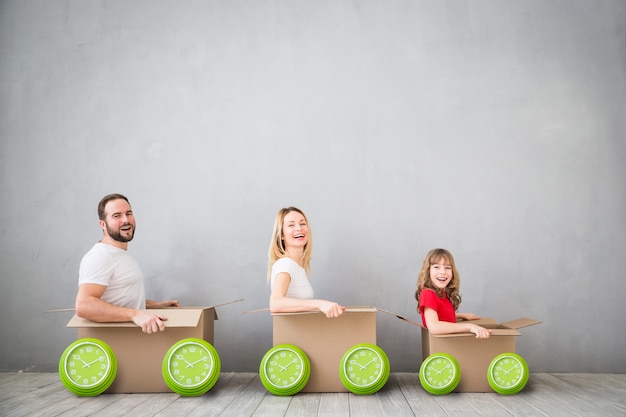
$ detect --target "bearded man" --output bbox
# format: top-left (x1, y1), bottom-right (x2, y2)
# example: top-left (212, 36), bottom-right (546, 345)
top-left (75, 193), bottom-right (179, 333)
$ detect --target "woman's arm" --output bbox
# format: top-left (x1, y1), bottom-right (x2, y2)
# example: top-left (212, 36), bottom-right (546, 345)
top-left (424, 307), bottom-right (491, 338)
top-left (269, 273), bottom-right (345, 318)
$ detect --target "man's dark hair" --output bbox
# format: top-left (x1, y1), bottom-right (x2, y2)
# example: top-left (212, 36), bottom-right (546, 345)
top-left (97, 193), bottom-right (130, 220)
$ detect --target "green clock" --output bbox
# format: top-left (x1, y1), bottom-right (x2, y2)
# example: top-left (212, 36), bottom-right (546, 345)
top-left (259, 344), bottom-right (311, 396)
top-left (487, 352), bottom-right (529, 395)
top-left (58, 338), bottom-right (117, 396)
top-left (419, 352), bottom-right (461, 395)
top-left (162, 338), bottom-right (221, 396)
top-left (339, 343), bottom-right (390, 395)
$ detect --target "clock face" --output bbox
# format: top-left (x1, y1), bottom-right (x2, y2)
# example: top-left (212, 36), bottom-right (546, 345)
top-left (487, 353), bottom-right (529, 395)
top-left (419, 353), bottom-right (460, 395)
top-left (162, 338), bottom-right (221, 396)
top-left (58, 338), bottom-right (117, 396)
top-left (339, 344), bottom-right (390, 395)
top-left (259, 344), bottom-right (310, 396)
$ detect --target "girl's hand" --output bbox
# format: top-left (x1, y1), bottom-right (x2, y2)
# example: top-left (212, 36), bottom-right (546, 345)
top-left (457, 312), bottom-right (481, 321)
top-left (469, 324), bottom-right (491, 339)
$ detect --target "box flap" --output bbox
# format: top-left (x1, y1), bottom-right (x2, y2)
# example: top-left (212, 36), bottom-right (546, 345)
top-left (271, 306), bottom-right (378, 316)
top-left (67, 307), bottom-right (210, 328)
top-left (376, 308), bottom-right (423, 327)
top-left (345, 306), bottom-right (377, 313)
top-left (465, 317), bottom-right (498, 326)
top-left (63, 299), bottom-right (242, 328)
top-left (434, 328), bottom-right (521, 337)
top-left (500, 317), bottom-right (542, 330)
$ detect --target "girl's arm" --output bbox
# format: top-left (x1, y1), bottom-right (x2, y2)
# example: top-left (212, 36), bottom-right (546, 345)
top-left (269, 272), bottom-right (345, 318)
top-left (456, 312), bottom-right (481, 321)
top-left (424, 307), bottom-right (491, 338)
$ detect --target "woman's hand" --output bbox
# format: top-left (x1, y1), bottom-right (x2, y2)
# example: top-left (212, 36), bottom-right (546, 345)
top-left (318, 301), bottom-right (346, 318)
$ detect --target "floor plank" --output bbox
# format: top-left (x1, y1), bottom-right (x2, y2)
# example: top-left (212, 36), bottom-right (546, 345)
top-left (316, 392), bottom-right (350, 417)
top-left (1, 372), bottom-right (625, 417)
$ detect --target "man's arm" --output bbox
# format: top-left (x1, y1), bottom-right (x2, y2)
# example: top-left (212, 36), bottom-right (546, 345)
top-left (146, 299), bottom-right (180, 308)
top-left (75, 284), bottom-right (168, 333)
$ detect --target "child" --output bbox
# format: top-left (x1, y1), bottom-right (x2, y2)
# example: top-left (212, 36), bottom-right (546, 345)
top-left (415, 248), bottom-right (491, 338)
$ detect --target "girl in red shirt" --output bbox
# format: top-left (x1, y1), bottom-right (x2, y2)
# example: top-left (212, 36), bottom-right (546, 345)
top-left (415, 248), bottom-right (491, 338)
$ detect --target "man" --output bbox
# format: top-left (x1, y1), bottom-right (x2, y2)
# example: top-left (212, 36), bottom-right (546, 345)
top-left (75, 193), bottom-right (179, 333)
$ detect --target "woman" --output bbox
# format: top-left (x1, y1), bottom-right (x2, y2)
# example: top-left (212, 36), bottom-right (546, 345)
top-left (268, 207), bottom-right (345, 318)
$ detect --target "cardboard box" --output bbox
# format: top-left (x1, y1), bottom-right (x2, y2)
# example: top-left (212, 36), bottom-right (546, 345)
top-left (272, 307), bottom-right (377, 393)
top-left (420, 317), bottom-right (541, 392)
top-left (66, 306), bottom-right (221, 393)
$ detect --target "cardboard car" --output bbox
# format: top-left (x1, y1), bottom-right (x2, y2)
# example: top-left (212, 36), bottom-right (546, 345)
top-left (256, 307), bottom-right (391, 396)
top-left (389, 312), bottom-right (541, 394)
top-left (58, 300), bottom-right (241, 396)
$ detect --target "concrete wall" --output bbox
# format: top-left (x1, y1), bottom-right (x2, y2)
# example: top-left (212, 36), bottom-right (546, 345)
top-left (1, 0), bottom-right (625, 373)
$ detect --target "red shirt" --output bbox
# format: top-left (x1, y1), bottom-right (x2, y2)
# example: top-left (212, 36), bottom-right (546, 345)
top-left (419, 288), bottom-right (456, 327)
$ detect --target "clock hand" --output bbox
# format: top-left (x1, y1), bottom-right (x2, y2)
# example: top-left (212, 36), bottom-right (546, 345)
top-left (432, 366), bottom-right (444, 375)
top-left (501, 367), bottom-right (511, 375)
top-left (186, 358), bottom-right (206, 368)
top-left (282, 359), bottom-right (297, 370)
top-left (360, 359), bottom-right (376, 369)
top-left (83, 358), bottom-right (103, 367)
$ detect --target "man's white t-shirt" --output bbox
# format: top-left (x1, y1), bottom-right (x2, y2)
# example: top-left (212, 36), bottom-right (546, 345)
top-left (270, 257), bottom-right (314, 299)
top-left (78, 242), bottom-right (146, 310)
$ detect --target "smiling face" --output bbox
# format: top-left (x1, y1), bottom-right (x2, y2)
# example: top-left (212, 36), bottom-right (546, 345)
top-left (100, 198), bottom-right (136, 246)
top-left (429, 256), bottom-right (453, 291)
top-left (281, 210), bottom-right (308, 251)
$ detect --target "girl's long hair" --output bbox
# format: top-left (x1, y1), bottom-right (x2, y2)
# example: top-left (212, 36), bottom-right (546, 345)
top-left (415, 248), bottom-right (462, 311)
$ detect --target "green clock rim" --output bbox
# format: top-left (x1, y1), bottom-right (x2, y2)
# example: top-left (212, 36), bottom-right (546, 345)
top-left (259, 344), bottom-right (311, 396)
top-left (339, 343), bottom-right (390, 395)
top-left (419, 352), bottom-right (461, 395)
top-left (58, 338), bottom-right (117, 396)
top-left (487, 352), bottom-right (529, 395)
top-left (162, 338), bottom-right (221, 396)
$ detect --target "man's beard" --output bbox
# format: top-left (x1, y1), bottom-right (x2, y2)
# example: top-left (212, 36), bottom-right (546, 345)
top-left (106, 223), bottom-right (135, 242)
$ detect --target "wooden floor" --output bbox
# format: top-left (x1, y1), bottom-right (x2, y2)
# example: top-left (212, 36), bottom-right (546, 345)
top-left (1, 372), bottom-right (625, 417)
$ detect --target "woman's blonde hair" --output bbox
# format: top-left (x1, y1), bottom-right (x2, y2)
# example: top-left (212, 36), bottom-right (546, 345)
top-left (267, 207), bottom-right (313, 282)
top-left (415, 248), bottom-right (462, 311)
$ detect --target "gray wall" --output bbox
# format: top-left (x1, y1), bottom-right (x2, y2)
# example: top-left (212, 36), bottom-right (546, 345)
top-left (1, 0), bottom-right (625, 374)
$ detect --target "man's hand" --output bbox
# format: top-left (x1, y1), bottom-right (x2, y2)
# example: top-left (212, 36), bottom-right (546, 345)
top-left (132, 311), bottom-right (168, 333)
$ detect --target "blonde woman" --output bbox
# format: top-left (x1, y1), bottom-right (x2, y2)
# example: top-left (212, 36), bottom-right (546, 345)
top-left (268, 207), bottom-right (344, 318)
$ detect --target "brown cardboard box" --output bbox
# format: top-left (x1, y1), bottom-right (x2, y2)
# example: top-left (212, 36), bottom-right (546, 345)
top-left (66, 305), bottom-right (228, 393)
top-left (272, 307), bottom-right (377, 393)
top-left (420, 317), bottom-right (541, 392)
